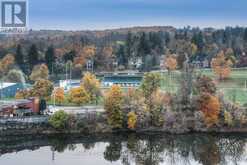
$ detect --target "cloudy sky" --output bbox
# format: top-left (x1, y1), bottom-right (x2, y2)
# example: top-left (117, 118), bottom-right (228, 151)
top-left (28, 0), bottom-right (247, 30)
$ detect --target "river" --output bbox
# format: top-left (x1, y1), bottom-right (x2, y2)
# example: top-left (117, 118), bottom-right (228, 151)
top-left (0, 133), bottom-right (247, 165)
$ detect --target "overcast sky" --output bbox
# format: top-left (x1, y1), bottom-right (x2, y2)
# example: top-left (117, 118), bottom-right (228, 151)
top-left (28, 0), bottom-right (247, 30)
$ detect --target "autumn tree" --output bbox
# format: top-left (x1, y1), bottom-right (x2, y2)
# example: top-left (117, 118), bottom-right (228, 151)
top-left (211, 51), bottom-right (233, 80)
top-left (164, 54), bottom-right (177, 74)
top-left (30, 64), bottom-right (49, 81)
top-left (198, 93), bottom-right (220, 127)
top-left (0, 54), bottom-right (15, 78)
top-left (52, 87), bottom-right (65, 105)
top-left (195, 75), bottom-right (217, 95)
top-left (127, 111), bottom-right (137, 129)
top-left (15, 89), bottom-right (31, 99)
top-left (123, 88), bottom-right (149, 129)
top-left (140, 72), bottom-right (161, 110)
top-left (32, 79), bottom-right (54, 100)
top-left (104, 85), bottom-right (124, 129)
top-left (74, 45), bottom-right (96, 70)
top-left (68, 87), bottom-right (90, 105)
top-left (96, 46), bottom-right (115, 70)
top-left (5, 69), bottom-right (25, 83)
top-left (81, 72), bottom-right (101, 104)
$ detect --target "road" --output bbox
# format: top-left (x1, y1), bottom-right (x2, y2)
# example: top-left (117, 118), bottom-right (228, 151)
top-left (48, 105), bottom-right (105, 114)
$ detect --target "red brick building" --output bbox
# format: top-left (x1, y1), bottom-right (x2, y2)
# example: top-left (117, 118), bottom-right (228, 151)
top-left (0, 98), bottom-right (40, 117)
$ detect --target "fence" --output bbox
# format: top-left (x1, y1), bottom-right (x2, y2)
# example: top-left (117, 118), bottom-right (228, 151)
top-left (0, 116), bottom-right (49, 124)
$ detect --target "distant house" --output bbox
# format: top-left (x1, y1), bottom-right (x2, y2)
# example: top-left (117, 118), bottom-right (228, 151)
top-left (128, 57), bottom-right (142, 69)
top-left (0, 83), bottom-right (30, 98)
top-left (192, 59), bottom-right (210, 68)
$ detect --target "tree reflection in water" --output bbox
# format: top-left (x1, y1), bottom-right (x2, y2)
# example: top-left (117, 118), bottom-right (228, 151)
top-left (33, 134), bottom-right (247, 165)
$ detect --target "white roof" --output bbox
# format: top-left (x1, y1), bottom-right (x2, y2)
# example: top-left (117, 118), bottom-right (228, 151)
top-left (0, 83), bottom-right (17, 90)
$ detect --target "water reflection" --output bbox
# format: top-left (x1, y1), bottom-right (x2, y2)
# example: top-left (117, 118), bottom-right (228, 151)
top-left (0, 133), bottom-right (247, 165)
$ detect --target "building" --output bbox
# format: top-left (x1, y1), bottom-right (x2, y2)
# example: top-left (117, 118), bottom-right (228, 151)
top-left (0, 83), bottom-right (30, 98)
top-left (0, 98), bottom-right (40, 117)
top-left (102, 75), bottom-right (143, 88)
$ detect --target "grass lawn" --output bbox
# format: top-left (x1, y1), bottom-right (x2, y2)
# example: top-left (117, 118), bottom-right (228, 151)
top-left (159, 68), bottom-right (247, 105)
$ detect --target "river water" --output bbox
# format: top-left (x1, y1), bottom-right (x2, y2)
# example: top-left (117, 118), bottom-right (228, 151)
top-left (0, 133), bottom-right (247, 165)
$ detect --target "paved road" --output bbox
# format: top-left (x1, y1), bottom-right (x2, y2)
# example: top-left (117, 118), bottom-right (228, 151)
top-left (48, 105), bottom-right (105, 114)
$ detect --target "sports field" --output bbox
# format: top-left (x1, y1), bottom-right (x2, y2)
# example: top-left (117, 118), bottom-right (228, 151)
top-left (160, 68), bottom-right (247, 105)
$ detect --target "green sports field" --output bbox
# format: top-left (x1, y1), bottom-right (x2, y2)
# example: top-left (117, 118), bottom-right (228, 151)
top-left (159, 68), bottom-right (247, 105)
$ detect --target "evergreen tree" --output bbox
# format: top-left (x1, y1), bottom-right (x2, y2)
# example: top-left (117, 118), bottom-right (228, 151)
top-left (125, 31), bottom-right (133, 62)
top-left (192, 32), bottom-right (204, 52)
top-left (138, 32), bottom-right (151, 59)
top-left (117, 45), bottom-right (127, 67)
top-left (45, 45), bottom-right (55, 73)
top-left (63, 50), bottom-right (75, 62)
top-left (28, 44), bottom-right (39, 72)
top-left (244, 28), bottom-right (247, 42)
top-left (15, 44), bottom-right (24, 71)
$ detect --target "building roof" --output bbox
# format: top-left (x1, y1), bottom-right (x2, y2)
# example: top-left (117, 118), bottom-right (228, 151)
top-left (103, 75), bottom-right (142, 84)
top-left (0, 99), bottom-right (32, 112)
top-left (0, 83), bottom-right (16, 90)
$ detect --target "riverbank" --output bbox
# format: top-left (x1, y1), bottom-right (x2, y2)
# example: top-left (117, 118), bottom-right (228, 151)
top-left (1, 114), bottom-right (247, 136)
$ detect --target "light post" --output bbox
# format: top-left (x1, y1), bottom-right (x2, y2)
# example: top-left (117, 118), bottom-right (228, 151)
top-left (53, 88), bottom-right (56, 107)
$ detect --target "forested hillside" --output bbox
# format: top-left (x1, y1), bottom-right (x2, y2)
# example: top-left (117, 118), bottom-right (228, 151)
top-left (1, 26), bottom-right (247, 79)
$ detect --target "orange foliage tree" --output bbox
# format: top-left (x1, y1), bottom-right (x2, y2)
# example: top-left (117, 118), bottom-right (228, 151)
top-left (198, 93), bottom-right (220, 127)
top-left (211, 51), bottom-right (233, 80)
top-left (74, 45), bottom-right (96, 69)
top-left (52, 87), bottom-right (65, 105)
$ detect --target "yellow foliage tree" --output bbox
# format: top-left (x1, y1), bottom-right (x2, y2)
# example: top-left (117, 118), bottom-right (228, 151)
top-left (81, 72), bottom-right (101, 103)
top-left (68, 87), bottom-right (90, 105)
top-left (211, 51), bottom-right (233, 80)
top-left (32, 79), bottom-right (54, 100)
top-left (0, 54), bottom-right (15, 78)
top-left (15, 89), bottom-right (31, 99)
top-left (127, 111), bottom-right (137, 129)
top-left (30, 64), bottom-right (49, 81)
top-left (104, 85), bottom-right (123, 129)
top-left (52, 87), bottom-right (65, 105)
top-left (199, 93), bottom-right (220, 127)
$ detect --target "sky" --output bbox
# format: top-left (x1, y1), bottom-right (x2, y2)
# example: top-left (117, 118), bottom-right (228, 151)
top-left (28, 0), bottom-right (247, 30)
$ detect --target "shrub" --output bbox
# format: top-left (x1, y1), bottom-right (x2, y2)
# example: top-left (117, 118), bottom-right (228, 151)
top-left (127, 111), bottom-right (137, 129)
top-left (49, 110), bottom-right (69, 130)
top-left (224, 111), bottom-right (233, 127)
